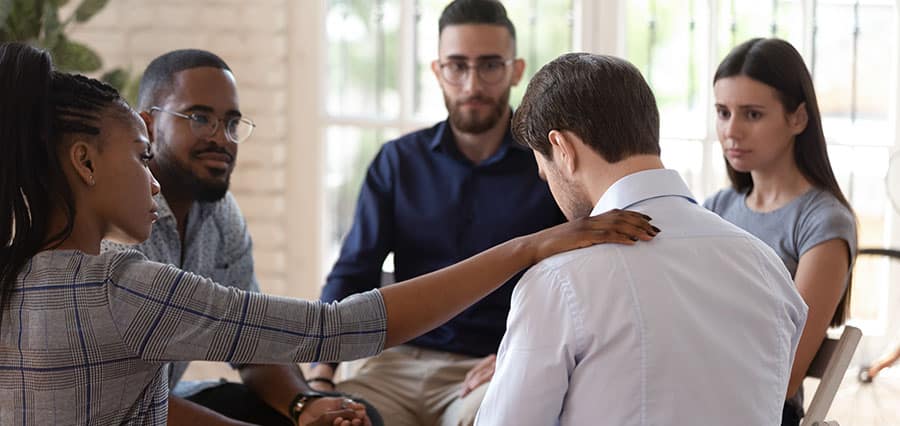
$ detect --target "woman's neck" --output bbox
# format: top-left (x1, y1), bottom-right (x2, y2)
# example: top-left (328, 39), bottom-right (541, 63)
top-left (43, 204), bottom-right (102, 255)
top-left (746, 156), bottom-right (813, 213)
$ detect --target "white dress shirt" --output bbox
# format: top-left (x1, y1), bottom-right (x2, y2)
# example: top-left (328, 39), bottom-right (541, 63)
top-left (476, 169), bottom-right (807, 426)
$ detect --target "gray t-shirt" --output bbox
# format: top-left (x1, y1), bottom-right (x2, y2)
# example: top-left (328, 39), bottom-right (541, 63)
top-left (704, 187), bottom-right (857, 418)
top-left (704, 187), bottom-right (857, 278)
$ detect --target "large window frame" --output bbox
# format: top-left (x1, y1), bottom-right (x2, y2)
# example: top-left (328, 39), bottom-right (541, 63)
top-left (287, 0), bottom-right (900, 349)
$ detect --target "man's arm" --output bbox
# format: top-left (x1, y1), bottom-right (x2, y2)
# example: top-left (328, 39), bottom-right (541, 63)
top-left (475, 263), bottom-right (579, 425)
top-left (240, 364), bottom-right (313, 419)
top-left (168, 395), bottom-right (254, 426)
top-left (314, 147), bottom-right (396, 387)
top-left (321, 146), bottom-right (395, 303)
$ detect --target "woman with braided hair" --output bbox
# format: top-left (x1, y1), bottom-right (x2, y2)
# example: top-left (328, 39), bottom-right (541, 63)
top-left (0, 42), bottom-right (657, 425)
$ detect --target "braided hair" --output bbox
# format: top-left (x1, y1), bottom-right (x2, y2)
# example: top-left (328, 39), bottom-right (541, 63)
top-left (0, 42), bottom-right (127, 313)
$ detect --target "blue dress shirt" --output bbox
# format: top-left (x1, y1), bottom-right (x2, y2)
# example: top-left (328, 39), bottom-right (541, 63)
top-left (321, 119), bottom-right (565, 357)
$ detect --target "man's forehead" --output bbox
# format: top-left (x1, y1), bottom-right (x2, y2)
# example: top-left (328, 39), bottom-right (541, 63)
top-left (165, 67), bottom-right (240, 111)
top-left (438, 24), bottom-right (514, 57)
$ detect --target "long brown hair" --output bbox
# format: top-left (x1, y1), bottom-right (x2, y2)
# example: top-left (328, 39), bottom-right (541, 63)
top-left (714, 38), bottom-right (856, 326)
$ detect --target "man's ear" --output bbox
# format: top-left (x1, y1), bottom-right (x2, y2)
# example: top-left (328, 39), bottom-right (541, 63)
top-left (431, 60), bottom-right (444, 87)
top-left (548, 129), bottom-right (577, 176)
top-left (68, 141), bottom-right (97, 187)
top-left (511, 58), bottom-right (526, 86)
top-left (139, 110), bottom-right (155, 143)
top-left (789, 102), bottom-right (809, 136)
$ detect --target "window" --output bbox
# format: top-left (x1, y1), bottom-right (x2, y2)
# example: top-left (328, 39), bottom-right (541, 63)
top-left (316, 0), bottom-right (898, 334)
top-left (624, 0), bottom-right (897, 332)
top-left (321, 0), bottom-right (574, 274)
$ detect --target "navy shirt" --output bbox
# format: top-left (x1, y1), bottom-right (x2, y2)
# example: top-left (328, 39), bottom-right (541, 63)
top-left (321, 119), bottom-right (565, 357)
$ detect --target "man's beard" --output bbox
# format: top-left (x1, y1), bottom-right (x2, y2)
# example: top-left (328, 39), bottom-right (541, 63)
top-left (445, 87), bottom-right (510, 134)
top-left (155, 145), bottom-right (230, 203)
top-left (547, 165), bottom-right (594, 221)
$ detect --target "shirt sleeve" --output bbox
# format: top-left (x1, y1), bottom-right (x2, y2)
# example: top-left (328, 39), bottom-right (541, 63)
top-left (476, 263), bottom-right (579, 426)
top-left (321, 145), bottom-right (396, 303)
top-left (104, 251), bottom-right (387, 364)
top-left (797, 194), bottom-right (857, 263)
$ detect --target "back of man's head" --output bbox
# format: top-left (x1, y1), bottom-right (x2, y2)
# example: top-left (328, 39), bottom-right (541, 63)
top-left (513, 53), bottom-right (661, 163)
top-left (137, 49), bottom-right (231, 111)
top-left (439, 0), bottom-right (516, 41)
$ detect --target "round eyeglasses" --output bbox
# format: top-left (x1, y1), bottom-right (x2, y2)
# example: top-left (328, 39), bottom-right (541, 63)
top-left (438, 58), bottom-right (514, 86)
top-left (150, 107), bottom-right (256, 144)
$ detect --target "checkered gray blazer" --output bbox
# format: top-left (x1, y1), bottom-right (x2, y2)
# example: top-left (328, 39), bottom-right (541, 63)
top-left (0, 249), bottom-right (386, 425)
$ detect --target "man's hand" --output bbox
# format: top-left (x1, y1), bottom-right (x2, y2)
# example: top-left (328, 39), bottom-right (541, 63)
top-left (297, 397), bottom-right (371, 426)
top-left (308, 363), bottom-right (337, 392)
top-left (460, 354), bottom-right (496, 397)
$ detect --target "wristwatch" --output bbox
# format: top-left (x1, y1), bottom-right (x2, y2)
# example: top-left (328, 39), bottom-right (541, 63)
top-left (289, 391), bottom-right (325, 423)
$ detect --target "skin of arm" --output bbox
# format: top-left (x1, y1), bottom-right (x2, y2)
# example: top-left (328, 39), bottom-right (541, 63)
top-left (380, 210), bottom-right (655, 348)
top-left (786, 238), bottom-right (851, 398)
top-left (311, 209), bottom-right (655, 381)
top-left (168, 366), bottom-right (366, 426)
top-left (241, 364), bottom-right (370, 425)
top-left (239, 364), bottom-right (314, 419)
top-left (167, 395), bottom-right (254, 426)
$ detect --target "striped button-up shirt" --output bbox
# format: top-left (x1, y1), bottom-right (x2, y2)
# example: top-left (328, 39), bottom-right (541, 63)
top-left (0, 249), bottom-right (386, 425)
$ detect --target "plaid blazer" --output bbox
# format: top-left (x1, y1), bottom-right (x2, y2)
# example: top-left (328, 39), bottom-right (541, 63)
top-left (0, 249), bottom-right (386, 425)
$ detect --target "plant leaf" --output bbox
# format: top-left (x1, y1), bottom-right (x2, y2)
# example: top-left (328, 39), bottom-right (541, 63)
top-left (52, 36), bottom-right (102, 72)
top-left (100, 67), bottom-right (128, 91)
top-left (73, 0), bottom-right (108, 23)
top-left (2, 0), bottom-right (43, 41)
top-left (41, 0), bottom-right (62, 47)
top-left (0, 0), bottom-right (13, 33)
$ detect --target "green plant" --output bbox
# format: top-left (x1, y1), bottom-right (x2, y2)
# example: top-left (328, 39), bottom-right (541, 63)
top-left (0, 0), bottom-right (139, 102)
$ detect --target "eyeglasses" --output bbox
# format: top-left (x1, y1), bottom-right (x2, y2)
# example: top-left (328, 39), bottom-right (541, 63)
top-left (150, 107), bottom-right (256, 144)
top-left (438, 59), bottom-right (514, 86)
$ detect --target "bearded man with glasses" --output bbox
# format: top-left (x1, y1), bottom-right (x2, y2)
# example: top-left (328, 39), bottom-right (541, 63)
top-left (310, 1), bottom-right (566, 425)
top-left (103, 50), bottom-right (378, 426)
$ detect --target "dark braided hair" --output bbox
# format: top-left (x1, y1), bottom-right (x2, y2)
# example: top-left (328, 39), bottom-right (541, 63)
top-left (1, 42), bottom-right (127, 315)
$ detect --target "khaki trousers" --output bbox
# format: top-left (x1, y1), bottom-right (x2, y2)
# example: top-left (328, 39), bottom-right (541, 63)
top-left (336, 345), bottom-right (489, 426)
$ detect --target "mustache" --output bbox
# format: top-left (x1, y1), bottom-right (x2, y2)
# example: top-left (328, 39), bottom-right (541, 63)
top-left (192, 144), bottom-right (234, 162)
top-left (456, 94), bottom-right (495, 105)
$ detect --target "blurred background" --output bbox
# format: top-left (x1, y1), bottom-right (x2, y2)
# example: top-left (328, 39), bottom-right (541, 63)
top-left (5, 1), bottom-right (899, 423)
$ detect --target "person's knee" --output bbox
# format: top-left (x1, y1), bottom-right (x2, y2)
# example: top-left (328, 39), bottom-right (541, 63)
top-left (441, 383), bottom-right (488, 426)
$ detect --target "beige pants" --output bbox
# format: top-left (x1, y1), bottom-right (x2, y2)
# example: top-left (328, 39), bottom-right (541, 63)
top-left (336, 345), bottom-right (489, 426)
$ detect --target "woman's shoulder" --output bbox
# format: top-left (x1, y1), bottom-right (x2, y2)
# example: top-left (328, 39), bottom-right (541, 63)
top-left (795, 188), bottom-right (858, 255)
top-left (88, 248), bottom-right (171, 283)
top-left (703, 187), bottom-right (743, 212)
top-left (798, 189), bottom-right (855, 222)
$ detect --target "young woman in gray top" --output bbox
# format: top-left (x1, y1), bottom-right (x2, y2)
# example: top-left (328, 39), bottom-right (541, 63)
top-left (0, 43), bottom-right (657, 425)
top-left (704, 38), bottom-right (857, 426)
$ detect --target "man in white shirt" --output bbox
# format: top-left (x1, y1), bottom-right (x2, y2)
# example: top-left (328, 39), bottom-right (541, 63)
top-left (476, 53), bottom-right (808, 425)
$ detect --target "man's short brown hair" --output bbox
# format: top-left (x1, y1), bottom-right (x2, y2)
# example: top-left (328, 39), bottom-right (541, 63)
top-left (513, 53), bottom-right (660, 162)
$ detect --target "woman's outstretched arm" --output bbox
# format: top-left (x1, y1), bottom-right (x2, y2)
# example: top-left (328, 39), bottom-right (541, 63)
top-left (381, 209), bottom-right (656, 347)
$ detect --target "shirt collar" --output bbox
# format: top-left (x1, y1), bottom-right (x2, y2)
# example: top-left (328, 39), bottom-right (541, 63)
top-left (154, 193), bottom-right (175, 220)
top-left (590, 169), bottom-right (696, 215)
top-left (428, 117), bottom-right (528, 161)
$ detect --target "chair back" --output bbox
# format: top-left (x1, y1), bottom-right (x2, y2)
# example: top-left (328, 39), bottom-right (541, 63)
top-left (800, 325), bottom-right (862, 426)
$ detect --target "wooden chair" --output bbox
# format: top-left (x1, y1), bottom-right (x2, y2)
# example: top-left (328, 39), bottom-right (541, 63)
top-left (800, 325), bottom-right (863, 426)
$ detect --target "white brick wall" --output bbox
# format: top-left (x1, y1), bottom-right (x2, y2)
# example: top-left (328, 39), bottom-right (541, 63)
top-left (66, 0), bottom-right (322, 383)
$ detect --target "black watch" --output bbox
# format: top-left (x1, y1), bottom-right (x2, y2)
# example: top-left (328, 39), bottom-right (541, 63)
top-left (288, 391), bottom-right (325, 423)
